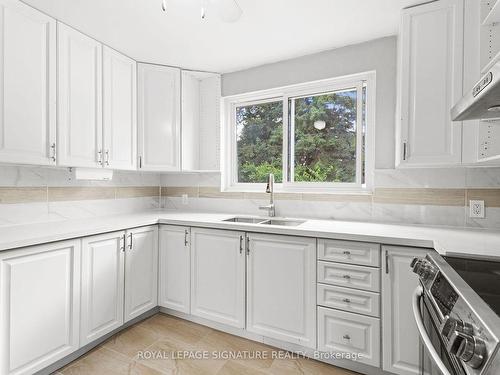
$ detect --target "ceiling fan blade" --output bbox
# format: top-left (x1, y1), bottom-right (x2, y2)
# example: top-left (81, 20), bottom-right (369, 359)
top-left (212, 0), bottom-right (242, 23)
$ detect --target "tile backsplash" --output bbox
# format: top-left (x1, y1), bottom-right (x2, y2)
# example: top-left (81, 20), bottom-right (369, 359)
top-left (2, 165), bottom-right (500, 229)
top-left (0, 165), bottom-right (161, 226)
top-left (160, 168), bottom-right (500, 229)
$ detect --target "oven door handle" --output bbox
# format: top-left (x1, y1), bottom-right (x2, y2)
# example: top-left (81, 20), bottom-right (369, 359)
top-left (412, 285), bottom-right (452, 375)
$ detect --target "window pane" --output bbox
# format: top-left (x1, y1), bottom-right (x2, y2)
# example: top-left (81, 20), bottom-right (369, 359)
top-left (236, 100), bottom-right (283, 183)
top-left (291, 89), bottom-right (357, 183)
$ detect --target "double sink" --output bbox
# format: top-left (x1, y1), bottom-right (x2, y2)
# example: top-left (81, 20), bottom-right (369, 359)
top-left (222, 216), bottom-right (305, 227)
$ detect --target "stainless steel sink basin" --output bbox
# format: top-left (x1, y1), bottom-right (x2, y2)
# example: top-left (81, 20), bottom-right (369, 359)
top-left (259, 219), bottom-right (305, 226)
top-left (222, 217), bottom-right (266, 224)
top-left (222, 217), bottom-right (306, 226)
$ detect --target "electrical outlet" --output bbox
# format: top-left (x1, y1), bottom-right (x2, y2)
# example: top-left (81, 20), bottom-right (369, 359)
top-left (469, 200), bottom-right (485, 218)
top-left (181, 194), bottom-right (189, 205)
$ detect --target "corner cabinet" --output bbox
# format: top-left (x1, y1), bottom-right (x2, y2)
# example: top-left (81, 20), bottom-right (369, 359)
top-left (190, 228), bottom-right (245, 328)
top-left (103, 46), bottom-right (137, 170)
top-left (0, 240), bottom-right (81, 375)
top-left (246, 233), bottom-right (316, 348)
top-left (137, 64), bottom-right (181, 171)
top-left (397, 0), bottom-right (464, 167)
top-left (0, 0), bottom-right (57, 166)
top-left (57, 22), bottom-right (103, 168)
top-left (124, 226), bottom-right (158, 322)
top-left (80, 231), bottom-right (125, 346)
top-left (158, 225), bottom-right (191, 313)
top-left (382, 246), bottom-right (431, 375)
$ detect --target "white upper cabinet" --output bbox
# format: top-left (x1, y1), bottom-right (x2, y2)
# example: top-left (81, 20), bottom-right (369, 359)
top-left (0, 0), bottom-right (56, 166)
top-left (397, 0), bottom-right (464, 167)
top-left (246, 233), bottom-right (316, 348)
top-left (138, 64), bottom-right (181, 171)
top-left (103, 46), bottom-right (137, 170)
top-left (57, 22), bottom-right (103, 168)
top-left (181, 71), bottom-right (221, 172)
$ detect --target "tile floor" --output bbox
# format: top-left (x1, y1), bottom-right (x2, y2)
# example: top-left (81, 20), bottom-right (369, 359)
top-left (54, 313), bottom-right (360, 375)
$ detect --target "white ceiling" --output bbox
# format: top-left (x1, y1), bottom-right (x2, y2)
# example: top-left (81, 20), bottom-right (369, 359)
top-left (22, 0), bottom-right (424, 73)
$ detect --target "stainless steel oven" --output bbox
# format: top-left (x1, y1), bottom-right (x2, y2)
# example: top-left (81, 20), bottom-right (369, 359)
top-left (411, 253), bottom-right (500, 375)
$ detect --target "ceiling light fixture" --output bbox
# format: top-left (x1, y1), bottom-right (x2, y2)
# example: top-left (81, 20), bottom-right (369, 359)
top-left (161, 0), bottom-right (242, 22)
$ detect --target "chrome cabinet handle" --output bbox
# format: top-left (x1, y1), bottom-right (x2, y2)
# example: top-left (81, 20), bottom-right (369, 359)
top-left (342, 298), bottom-right (351, 303)
top-left (246, 236), bottom-right (250, 255)
top-left (385, 250), bottom-right (389, 274)
top-left (128, 233), bottom-right (133, 250)
top-left (105, 150), bottom-right (110, 166)
top-left (343, 334), bottom-right (351, 340)
top-left (403, 141), bottom-right (408, 161)
top-left (343, 250), bottom-right (351, 256)
top-left (50, 143), bottom-right (56, 162)
top-left (184, 229), bottom-right (189, 247)
top-left (120, 234), bottom-right (126, 252)
top-left (239, 235), bottom-right (243, 254)
top-left (97, 150), bottom-right (103, 165)
top-left (343, 274), bottom-right (351, 279)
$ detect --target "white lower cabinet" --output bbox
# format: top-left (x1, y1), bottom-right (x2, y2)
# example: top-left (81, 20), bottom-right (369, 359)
top-left (246, 233), bottom-right (316, 348)
top-left (0, 240), bottom-right (81, 375)
top-left (158, 225), bottom-right (191, 313)
top-left (318, 307), bottom-right (380, 367)
top-left (382, 246), bottom-right (431, 375)
top-left (124, 226), bottom-right (158, 322)
top-left (190, 228), bottom-right (245, 328)
top-left (80, 231), bottom-right (125, 346)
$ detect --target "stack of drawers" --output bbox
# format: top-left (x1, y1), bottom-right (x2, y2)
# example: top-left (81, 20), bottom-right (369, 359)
top-left (317, 239), bottom-right (381, 367)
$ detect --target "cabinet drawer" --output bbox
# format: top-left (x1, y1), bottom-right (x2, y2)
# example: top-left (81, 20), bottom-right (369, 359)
top-left (318, 307), bottom-right (380, 367)
top-left (318, 239), bottom-right (380, 267)
top-left (317, 284), bottom-right (380, 317)
top-left (317, 261), bottom-right (380, 292)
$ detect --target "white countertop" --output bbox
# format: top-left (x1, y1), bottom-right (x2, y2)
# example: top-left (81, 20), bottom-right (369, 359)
top-left (0, 210), bottom-right (499, 258)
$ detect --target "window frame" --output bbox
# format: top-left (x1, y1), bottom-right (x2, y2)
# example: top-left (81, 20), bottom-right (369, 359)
top-left (221, 71), bottom-right (376, 193)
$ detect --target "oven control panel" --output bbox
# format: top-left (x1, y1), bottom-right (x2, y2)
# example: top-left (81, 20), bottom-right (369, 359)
top-left (431, 273), bottom-right (459, 317)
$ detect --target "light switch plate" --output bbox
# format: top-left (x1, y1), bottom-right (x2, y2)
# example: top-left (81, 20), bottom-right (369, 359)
top-left (469, 200), bottom-right (485, 218)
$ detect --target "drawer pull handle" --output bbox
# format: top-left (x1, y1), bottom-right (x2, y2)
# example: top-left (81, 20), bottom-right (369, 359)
top-left (342, 298), bottom-right (351, 303)
top-left (343, 274), bottom-right (351, 279)
top-left (343, 251), bottom-right (351, 255)
top-left (343, 334), bottom-right (351, 340)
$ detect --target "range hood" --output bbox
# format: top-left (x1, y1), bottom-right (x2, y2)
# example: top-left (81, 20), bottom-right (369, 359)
top-left (451, 60), bottom-right (500, 121)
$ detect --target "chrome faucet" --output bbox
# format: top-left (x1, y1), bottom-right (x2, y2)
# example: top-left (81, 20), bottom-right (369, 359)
top-left (259, 173), bottom-right (275, 217)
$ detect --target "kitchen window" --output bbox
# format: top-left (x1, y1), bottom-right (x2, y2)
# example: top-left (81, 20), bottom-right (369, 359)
top-left (222, 72), bottom-right (375, 192)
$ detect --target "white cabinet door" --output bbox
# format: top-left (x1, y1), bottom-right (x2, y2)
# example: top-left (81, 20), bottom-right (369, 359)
top-left (57, 22), bottom-right (102, 168)
top-left (382, 246), bottom-right (431, 375)
top-left (103, 46), bottom-right (137, 170)
top-left (191, 228), bottom-right (245, 328)
top-left (80, 231), bottom-right (125, 346)
top-left (398, 0), bottom-right (464, 166)
top-left (158, 225), bottom-right (191, 313)
top-left (138, 64), bottom-right (181, 171)
top-left (246, 233), bottom-right (316, 348)
top-left (0, 0), bottom-right (56, 166)
top-left (0, 240), bottom-right (81, 375)
top-left (124, 226), bottom-right (158, 322)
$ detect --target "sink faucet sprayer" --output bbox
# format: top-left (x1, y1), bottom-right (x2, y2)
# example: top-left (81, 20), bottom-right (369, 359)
top-left (259, 173), bottom-right (275, 217)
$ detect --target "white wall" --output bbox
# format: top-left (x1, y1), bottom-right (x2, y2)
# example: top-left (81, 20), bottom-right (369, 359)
top-left (222, 36), bottom-right (397, 169)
